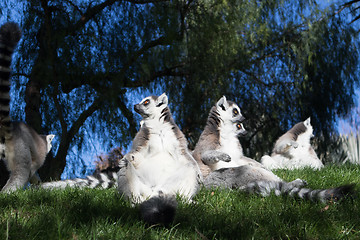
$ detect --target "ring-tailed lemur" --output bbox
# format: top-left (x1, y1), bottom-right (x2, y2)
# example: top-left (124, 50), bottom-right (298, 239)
top-left (0, 22), bottom-right (55, 192)
top-left (195, 96), bottom-right (354, 202)
top-left (117, 93), bottom-right (202, 225)
top-left (260, 117), bottom-right (324, 170)
top-left (192, 96), bottom-right (264, 178)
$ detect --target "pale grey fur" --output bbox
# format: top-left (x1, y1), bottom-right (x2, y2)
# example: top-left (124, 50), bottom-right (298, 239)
top-left (261, 118), bottom-right (324, 170)
top-left (196, 97), bottom-right (353, 202)
top-left (117, 93), bottom-right (201, 225)
top-left (1, 123), bottom-right (55, 192)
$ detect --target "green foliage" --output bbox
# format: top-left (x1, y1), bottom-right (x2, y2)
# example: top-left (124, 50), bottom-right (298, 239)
top-left (0, 165), bottom-right (359, 239)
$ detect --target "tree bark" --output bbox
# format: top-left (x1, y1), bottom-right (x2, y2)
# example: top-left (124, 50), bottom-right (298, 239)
top-left (25, 80), bottom-right (42, 133)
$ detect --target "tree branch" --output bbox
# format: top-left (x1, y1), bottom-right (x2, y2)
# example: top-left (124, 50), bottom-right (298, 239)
top-left (124, 0), bottom-right (169, 4)
top-left (66, 97), bottom-right (100, 143)
top-left (65, 0), bottom-right (170, 35)
top-left (66, 0), bottom-right (120, 35)
top-left (64, 0), bottom-right (84, 15)
top-left (56, 62), bottom-right (186, 94)
top-left (11, 72), bottom-right (31, 79)
top-left (120, 35), bottom-right (179, 78)
top-left (52, 85), bottom-right (68, 134)
top-left (117, 96), bottom-right (138, 138)
top-left (342, 0), bottom-right (360, 8)
top-left (125, 64), bottom-right (187, 88)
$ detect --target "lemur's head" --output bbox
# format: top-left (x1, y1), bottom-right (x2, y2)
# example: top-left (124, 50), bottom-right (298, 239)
top-left (216, 96), bottom-right (245, 123)
top-left (234, 121), bottom-right (247, 136)
top-left (134, 93), bottom-right (168, 119)
top-left (42, 134), bottom-right (55, 153)
top-left (288, 117), bottom-right (314, 141)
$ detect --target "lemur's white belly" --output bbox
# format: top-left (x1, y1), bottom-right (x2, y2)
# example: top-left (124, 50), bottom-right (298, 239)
top-left (134, 121), bottom-right (195, 192)
top-left (212, 136), bottom-right (243, 170)
top-left (137, 152), bottom-right (180, 183)
top-left (146, 121), bottom-right (179, 155)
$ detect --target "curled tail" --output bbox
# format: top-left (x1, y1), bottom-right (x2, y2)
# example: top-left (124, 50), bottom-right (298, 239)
top-left (245, 180), bottom-right (355, 203)
top-left (40, 171), bottom-right (118, 189)
top-left (0, 22), bottom-right (21, 140)
top-left (204, 166), bottom-right (354, 203)
top-left (139, 195), bottom-right (178, 226)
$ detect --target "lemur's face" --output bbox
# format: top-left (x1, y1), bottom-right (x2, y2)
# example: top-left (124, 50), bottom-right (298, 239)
top-left (235, 121), bottom-right (247, 136)
top-left (134, 93), bottom-right (168, 119)
top-left (216, 96), bottom-right (245, 123)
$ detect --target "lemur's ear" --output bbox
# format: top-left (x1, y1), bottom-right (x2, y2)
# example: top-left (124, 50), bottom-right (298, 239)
top-left (304, 117), bottom-right (311, 126)
top-left (156, 93), bottom-right (168, 107)
top-left (216, 96), bottom-right (229, 111)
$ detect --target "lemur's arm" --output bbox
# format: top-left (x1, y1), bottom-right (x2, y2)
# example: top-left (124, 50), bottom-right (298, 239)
top-left (201, 150), bottom-right (231, 165)
top-left (130, 126), bottom-right (149, 153)
top-left (118, 154), bottom-right (152, 203)
top-left (274, 140), bottom-right (298, 154)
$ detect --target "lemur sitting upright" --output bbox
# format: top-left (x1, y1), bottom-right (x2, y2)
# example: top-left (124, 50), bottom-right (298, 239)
top-left (117, 93), bottom-right (202, 225)
top-left (193, 96), bottom-right (264, 178)
top-left (261, 118), bottom-right (324, 170)
top-left (193, 96), bottom-right (354, 202)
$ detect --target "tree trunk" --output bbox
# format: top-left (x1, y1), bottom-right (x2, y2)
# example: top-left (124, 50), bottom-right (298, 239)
top-left (38, 143), bottom-right (68, 181)
top-left (25, 80), bottom-right (42, 133)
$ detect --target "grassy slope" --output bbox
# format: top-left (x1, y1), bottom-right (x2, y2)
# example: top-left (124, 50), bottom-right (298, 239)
top-left (0, 164), bottom-right (359, 240)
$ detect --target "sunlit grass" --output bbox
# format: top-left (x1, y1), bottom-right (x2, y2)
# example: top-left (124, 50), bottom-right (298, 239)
top-left (0, 165), bottom-right (359, 239)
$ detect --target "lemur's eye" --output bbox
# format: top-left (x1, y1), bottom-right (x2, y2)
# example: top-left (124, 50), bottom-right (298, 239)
top-left (143, 99), bottom-right (150, 106)
top-left (236, 123), bottom-right (242, 129)
top-left (233, 108), bottom-right (239, 115)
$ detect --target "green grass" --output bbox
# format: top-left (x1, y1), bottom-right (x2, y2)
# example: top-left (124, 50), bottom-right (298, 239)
top-left (1, 164), bottom-right (360, 239)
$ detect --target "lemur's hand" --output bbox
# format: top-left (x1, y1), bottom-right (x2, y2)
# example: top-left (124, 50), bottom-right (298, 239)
top-left (290, 141), bottom-right (299, 148)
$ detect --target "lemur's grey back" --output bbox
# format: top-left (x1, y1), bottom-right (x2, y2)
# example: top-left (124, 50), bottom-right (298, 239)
top-left (192, 106), bottom-right (220, 176)
top-left (193, 106), bottom-right (221, 153)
